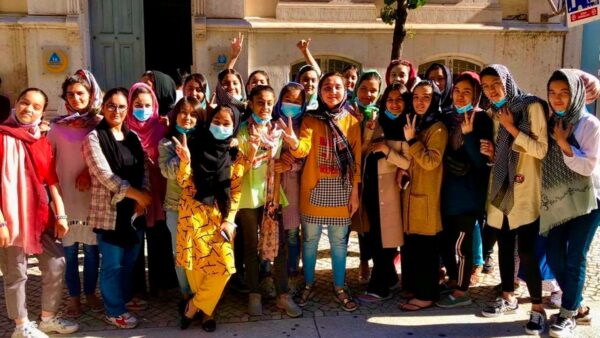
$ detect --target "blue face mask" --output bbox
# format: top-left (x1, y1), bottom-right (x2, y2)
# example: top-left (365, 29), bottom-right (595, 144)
top-left (554, 111), bottom-right (566, 117)
top-left (209, 123), bottom-right (233, 140)
top-left (281, 103), bottom-right (303, 119)
top-left (454, 103), bottom-right (473, 115)
top-left (252, 113), bottom-right (271, 125)
top-left (493, 97), bottom-right (507, 108)
top-left (175, 125), bottom-right (195, 135)
top-left (384, 109), bottom-right (400, 120)
top-left (132, 107), bottom-right (153, 122)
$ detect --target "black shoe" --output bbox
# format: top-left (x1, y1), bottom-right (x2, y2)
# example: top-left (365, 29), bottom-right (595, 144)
top-left (180, 314), bottom-right (193, 330)
top-left (525, 311), bottom-right (546, 335)
top-left (550, 315), bottom-right (575, 337)
top-left (202, 319), bottom-right (217, 332)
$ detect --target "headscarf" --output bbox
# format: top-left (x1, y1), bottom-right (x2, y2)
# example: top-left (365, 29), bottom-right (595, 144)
top-left (351, 69), bottom-right (382, 123)
top-left (151, 70), bottom-right (177, 116)
top-left (272, 82), bottom-right (307, 132)
top-left (385, 59), bottom-right (418, 89)
top-left (62, 69), bottom-right (103, 116)
top-left (125, 82), bottom-right (167, 163)
top-left (377, 83), bottom-right (411, 141)
top-left (412, 80), bottom-right (442, 134)
top-left (425, 63), bottom-right (454, 112)
top-left (481, 64), bottom-right (548, 214)
top-left (189, 105), bottom-right (241, 220)
top-left (295, 65), bottom-right (320, 110)
top-left (215, 69), bottom-right (247, 113)
top-left (307, 73), bottom-right (355, 179)
top-left (445, 71), bottom-right (482, 150)
top-left (540, 69), bottom-right (597, 234)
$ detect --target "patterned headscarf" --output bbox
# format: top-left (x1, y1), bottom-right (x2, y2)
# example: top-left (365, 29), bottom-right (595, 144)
top-left (63, 69), bottom-right (103, 115)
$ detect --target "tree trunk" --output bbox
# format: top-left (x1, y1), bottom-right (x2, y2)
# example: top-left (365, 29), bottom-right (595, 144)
top-left (390, 0), bottom-right (408, 61)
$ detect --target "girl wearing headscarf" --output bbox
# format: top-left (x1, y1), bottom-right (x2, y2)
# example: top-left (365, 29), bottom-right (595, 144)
top-left (426, 63), bottom-right (454, 113)
top-left (349, 69), bottom-right (383, 285)
top-left (140, 70), bottom-right (177, 116)
top-left (126, 83), bottom-right (176, 305)
top-left (1, 88), bottom-right (79, 337)
top-left (271, 82), bottom-right (307, 288)
top-left (436, 72), bottom-right (493, 308)
top-left (399, 81), bottom-right (447, 311)
top-left (295, 65), bottom-right (320, 111)
top-left (288, 72), bottom-right (362, 312)
top-left (183, 73), bottom-right (211, 110)
top-left (174, 105), bottom-right (244, 332)
top-left (47, 69), bottom-right (104, 318)
top-left (216, 68), bottom-right (247, 114)
top-left (478, 64), bottom-right (548, 335)
top-left (542, 69), bottom-right (600, 337)
top-left (385, 59), bottom-right (420, 91)
top-left (355, 82), bottom-right (411, 302)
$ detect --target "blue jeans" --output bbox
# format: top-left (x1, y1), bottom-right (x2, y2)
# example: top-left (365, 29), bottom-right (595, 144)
top-left (472, 220), bottom-right (484, 266)
top-left (97, 231), bottom-right (142, 317)
top-left (287, 227), bottom-right (301, 274)
top-left (302, 223), bottom-right (349, 288)
top-left (166, 211), bottom-right (192, 296)
top-left (547, 204), bottom-right (600, 314)
top-left (64, 242), bottom-right (99, 297)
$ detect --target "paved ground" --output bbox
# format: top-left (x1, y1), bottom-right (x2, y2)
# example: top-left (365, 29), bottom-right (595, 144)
top-left (2, 230), bottom-right (600, 338)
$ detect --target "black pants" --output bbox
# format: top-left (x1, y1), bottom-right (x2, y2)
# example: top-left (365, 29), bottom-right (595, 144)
top-left (365, 203), bottom-right (399, 298)
top-left (481, 217), bottom-right (497, 259)
top-left (441, 214), bottom-right (476, 291)
top-left (496, 217), bottom-right (542, 304)
top-left (358, 232), bottom-right (373, 262)
top-left (401, 234), bottom-right (439, 301)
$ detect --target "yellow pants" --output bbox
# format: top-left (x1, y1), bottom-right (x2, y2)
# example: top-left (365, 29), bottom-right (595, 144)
top-left (185, 269), bottom-right (230, 316)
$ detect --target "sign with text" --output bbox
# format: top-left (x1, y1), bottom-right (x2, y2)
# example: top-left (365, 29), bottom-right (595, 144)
top-left (567, 0), bottom-right (600, 27)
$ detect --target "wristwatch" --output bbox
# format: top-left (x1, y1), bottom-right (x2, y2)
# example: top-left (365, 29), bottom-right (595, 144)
top-left (56, 215), bottom-right (68, 221)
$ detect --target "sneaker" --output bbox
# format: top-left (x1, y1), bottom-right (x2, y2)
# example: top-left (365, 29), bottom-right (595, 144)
top-left (575, 306), bottom-right (592, 325)
top-left (525, 311), bottom-right (546, 335)
top-left (38, 316), bottom-right (79, 334)
top-left (125, 297), bottom-right (148, 311)
top-left (436, 292), bottom-right (473, 308)
top-left (276, 294), bottom-right (303, 318)
top-left (550, 316), bottom-right (575, 337)
top-left (481, 298), bottom-right (518, 317)
top-left (104, 312), bottom-right (139, 329)
top-left (260, 276), bottom-right (277, 299)
top-left (11, 322), bottom-right (48, 338)
top-left (248, 292), bottom-right (263, 316)
top-left (482, 256), bottom-right (494, 274)
top-left (549, 291), bottom-right (562, 309)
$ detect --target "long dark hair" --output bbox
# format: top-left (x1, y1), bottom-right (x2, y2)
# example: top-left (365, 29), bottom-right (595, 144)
top-left (166, 96), bottom-right (203, 139)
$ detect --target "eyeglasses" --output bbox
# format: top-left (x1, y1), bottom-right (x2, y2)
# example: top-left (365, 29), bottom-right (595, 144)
top-left (106, 103), bottom-right (127, 112)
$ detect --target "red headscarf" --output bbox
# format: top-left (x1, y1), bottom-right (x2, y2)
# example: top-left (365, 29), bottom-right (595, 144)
top-left (385, 59), bottom-right (418, 90)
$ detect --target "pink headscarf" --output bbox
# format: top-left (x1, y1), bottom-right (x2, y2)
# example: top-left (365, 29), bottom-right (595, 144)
top-left (125, 82), bottom-right (166, 163)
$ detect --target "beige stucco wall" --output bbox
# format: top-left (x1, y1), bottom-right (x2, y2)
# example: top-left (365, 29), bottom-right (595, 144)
top-left (0, 0), bottom-right (27, 13)
top-left (499, 0), bottom-right (528, 18)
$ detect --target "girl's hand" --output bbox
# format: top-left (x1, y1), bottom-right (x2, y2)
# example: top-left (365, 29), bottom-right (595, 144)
top-left (480, 139), bottom-right (494, 162)
top-left (498, 106), bottom-right (514, 129)
top-left (403, 114), bottom-right (417, 142)
top-left (370, 142), bottom-right (390, 155)
top-left (296, 38), bottom-right (312, 54)
top-left (461, 111), bottom-right (476, 135)
top-left (348, 186), bottom-right (360, 216)
top-left (55, 218), bottom-right (69, 239)
top-left (220, 221), bottom-right (236, 241)
top-left (75, 167), bottom-right (91, 191)
top-left (277, 116), bottom-right (299, 149)
top-left (274, 160), bottom-right (292, 174)
top-left (553, 119), bottom-right (574, 144)
top-left (0, 226), bottom-right (10, 248)
top-left (172, 133), bottom-right (191, 163)
top-left (230, 32), bottom-right (244, 60)
top-left (280, 151), bottom-right (296, 167)
top-left (159, 115), bottom-right (169, 127)
top-left (248, 124), bottom-right (261, 153)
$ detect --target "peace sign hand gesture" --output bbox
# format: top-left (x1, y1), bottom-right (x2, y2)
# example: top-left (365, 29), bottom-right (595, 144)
top-left (277, 116), bottom-right (300, 150)
top-left (403, 114), bottom-right (417, 142)
top-left (172, 133), bottom-right (190, 163)
top-left (461, 111), bottom-right (476, 135)
top-left (230, 32), bottom-right (244, 59)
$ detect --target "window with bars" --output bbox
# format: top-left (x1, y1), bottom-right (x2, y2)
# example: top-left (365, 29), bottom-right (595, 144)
top-left (290, 56), bottom-right (361, 81)
top-left (417, 57), bottom-right (483, 80)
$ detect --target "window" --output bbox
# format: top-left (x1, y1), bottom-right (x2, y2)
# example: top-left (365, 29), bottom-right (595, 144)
top-left (418, 57), bottom-right (483, 80)
top-left (290, 56), bottom-right (361, 81)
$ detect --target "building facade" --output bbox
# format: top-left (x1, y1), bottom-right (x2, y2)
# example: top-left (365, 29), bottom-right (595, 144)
top-left (0, 0), bottom-right (585, 113)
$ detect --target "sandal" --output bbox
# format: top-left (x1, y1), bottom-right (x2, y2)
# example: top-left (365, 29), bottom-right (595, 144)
top-left (399, 298), bottom-right (433, 312)
top-left (294, 284), bottom-right (315, 308)
top-left (86, 294), bottom-right (104, 313)
top-left (334, 288), bottom-right (359, 312)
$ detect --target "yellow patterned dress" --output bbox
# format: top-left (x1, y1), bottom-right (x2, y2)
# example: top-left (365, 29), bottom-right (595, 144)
top-left (175, 155), bottom-right (245, 276)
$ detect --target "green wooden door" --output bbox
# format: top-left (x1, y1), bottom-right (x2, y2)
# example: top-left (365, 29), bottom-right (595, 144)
top-left (90, 0), bottom-right (145, 89)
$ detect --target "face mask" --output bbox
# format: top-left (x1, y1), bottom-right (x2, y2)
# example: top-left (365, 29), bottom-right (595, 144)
top-left (209, 123), bottom-right (233, 140)
top-left (132, 107), bottom-right (153, 121)
top-left (233, 94), bottom-right (244, 101)
top-left (252, 113), bottom-right (271, 125)
top-left (554, 110), bottom-right (566, 117)
top-left (454, 103), bottom-right (473, 115)
top-left (175, 125), bottom-right (195, 135)
top-left (493, 97), bottom-right (507, 109)
top-left (384, 109), bottom-right (399, 120)
top-left (281, 103), bottom-right (303, 119)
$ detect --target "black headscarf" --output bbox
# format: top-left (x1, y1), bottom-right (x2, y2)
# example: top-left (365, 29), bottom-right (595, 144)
top-left (377, 82), bottom-right (412, 141)
top-left (412, 80), bottom-right (442, 134)
top-left (152, 70), bottom-right (177, 116)
top-left (426, 63), bottom-right (453, 112)
top-left (189, 105), bottom-right (241, 220)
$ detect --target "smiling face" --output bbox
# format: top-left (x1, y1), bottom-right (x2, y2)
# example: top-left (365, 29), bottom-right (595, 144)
top-left (343, 69), bottom-right (358, 91)
top-left (413, 85), bottom-right (433, 115)
top-left (65, 83), bottom-right (91, 113)
top-left (481, 74), bottom-right (506, 103)
top-left (300, 70), bottom-right (319, 97)
top-left (16, 90), bottom-right (46, 124)
top-left (222, 74), bottom-right (242, 97)
top-left (282, 88), bottom-right (303, 105)
top-left (389, 64), bottom-right (410, 85)
top-left (249, 90), bottom-right (275, 120)
top-left (548, 80), bottom-right (571, 114)
top-left (320, 75), bottom-right (345, 109)
top-left (183, 80), bottom-right (205, 103)
top-left (427, 67), bottom-right (447, 93)
top-left (102, 93), bottom-right (128, 128)
top-left (211, 108), bottom-right (234, 128)
top-left (452, 80), bottom-right (474, 108)
top-left (176, 103), bottom-right (198, 130)
top-left (246, 73), bottom-right (269, 93)
top-left (385, 90), bottom-right (405, 116)
top-left (357, 78), bottom-right (380, 106)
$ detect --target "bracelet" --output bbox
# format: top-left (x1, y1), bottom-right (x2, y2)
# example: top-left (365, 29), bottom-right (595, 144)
top-left (0, 221), bottom-right (6, 228)
top-left (55, 215), bottom-right (68, 220)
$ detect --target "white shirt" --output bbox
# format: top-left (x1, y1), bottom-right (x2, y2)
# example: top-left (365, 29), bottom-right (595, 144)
top-left (563, 112), bottom-right (600, 201)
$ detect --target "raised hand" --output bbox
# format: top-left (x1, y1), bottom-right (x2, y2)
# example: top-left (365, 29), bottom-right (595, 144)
top-left (248, 124), bottom-right (261, 153)
top-left (172, 133), bottom-right (191, 163)
top-left (403, 114), bottom-right (417, 141)
top-left (209, 92), bottom-right (217, 109)
top-left (461, 110), bottom-right (476, 135)
top-left (277, 116), bottom-right (299, 149)
top-left (230, 32), bottom-right (244, 59)
top-left (296, 38), bottom-right (312, 54)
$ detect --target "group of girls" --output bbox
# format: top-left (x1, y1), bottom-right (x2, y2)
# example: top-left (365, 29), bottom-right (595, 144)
top-left (1, 34), bottom-right (600, 338)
